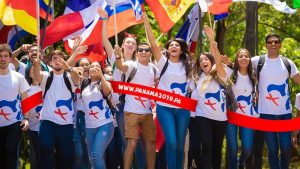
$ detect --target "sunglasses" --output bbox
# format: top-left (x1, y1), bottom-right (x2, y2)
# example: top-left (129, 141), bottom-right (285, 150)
top-left (137, 48), bottom-right (151, 52)
top-left (267, 40), bottom-right (280, 45)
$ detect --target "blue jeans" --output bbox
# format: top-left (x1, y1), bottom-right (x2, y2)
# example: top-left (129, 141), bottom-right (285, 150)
top-left (86, 122), bottom-right (114, 169)
top-left (73, 111), bottom-right (90, 169)
top-left (29, 130), bottom-right (40, 169)
top-left (39, 120), bottom-right (74, 169)
top-left (156, 104), bottom-right (190, 169)
top-left (226, 123), bottom-right (254, 168)
top-left (260, 113), bottom-right (292, 169)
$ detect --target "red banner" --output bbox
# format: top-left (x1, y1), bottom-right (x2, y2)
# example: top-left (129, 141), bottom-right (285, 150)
top-left (110, 81), bottom-right (198, 112)
top-left (21, 91), bottom-right (43, 115)
top-left (227, 111), bottom-right (300, 132)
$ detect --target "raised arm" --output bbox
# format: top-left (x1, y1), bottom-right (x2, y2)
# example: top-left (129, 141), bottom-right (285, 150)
top-left (97, 7), bottom-right (113, 58)
top-left (66, 37), bottom-right (88, 67)
top-left (114, 45), bottom-right (128, 73)
top-left (142, 14), bottom-right (161, 62)
top-left (33, 57), bottom-right (43, 84)
top-left (58, 57), bottom-right (81, 86)
top-left (99, 68), bottom-right (112, 96)
top-left (11, 44), bottom-right (31, 70)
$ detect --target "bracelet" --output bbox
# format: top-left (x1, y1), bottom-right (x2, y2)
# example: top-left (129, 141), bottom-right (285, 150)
top-left (23, 117), bottom-right (29, 121)
top-left (116, 56), bottom-right (121, 59)
top-left (100, 17), bottom-right (108, 20)
top-left (66, 67), bottom-right (73, 73)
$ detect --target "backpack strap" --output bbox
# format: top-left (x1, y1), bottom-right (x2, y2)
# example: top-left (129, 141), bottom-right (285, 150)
top-left (43, 71), bottom-right (54, 99)
top-left (63, 72), bottom-right (75, 102)
top-left (257, 55), bottom-right (266, 82)
top-left (281, 56), bottom-right (291, 77)
top-left (126, 62), bottom-right (138, 83)
top-left (159, 58), bottom-right (169, 80)
top-left (80, 78), bottom-right (91, 96)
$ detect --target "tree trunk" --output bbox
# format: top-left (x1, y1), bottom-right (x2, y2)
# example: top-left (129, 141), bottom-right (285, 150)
top-left (245, 2), bottom-right (258, 56)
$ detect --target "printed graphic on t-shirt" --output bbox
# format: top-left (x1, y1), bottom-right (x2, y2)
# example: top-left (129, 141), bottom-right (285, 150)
top-left (0, 95), bottom-right (22, 121)
top-left (170, 82), bottom-right (187, 94)
top-left (237, 94), bottom-right (255, 115)
top-left (54, 97), bottom-right (73, 121)
top-left (204, 87), bottom-right (225, 112)
top-left (88, 99), bottom-right (110, 119)
top-left (265, 79), bottom-right (290, 110)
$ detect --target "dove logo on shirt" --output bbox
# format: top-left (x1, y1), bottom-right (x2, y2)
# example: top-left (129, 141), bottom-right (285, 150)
top-left (204, 89), bottom-right (225, 112)
top-left (54, 98), bottom-right (73, 121)
top-left (0, 99), bottom-right (19, 121)
top-left (170, 82), bottom-right (187, 94)
top-left (237, 94), bottom-right (255, 115)
top-left (266, 79), bottom-right (290, 110)
top-left (88, 99), bottom-right (104, 119)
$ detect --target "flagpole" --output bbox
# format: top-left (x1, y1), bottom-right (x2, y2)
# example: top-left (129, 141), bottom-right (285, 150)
top-left (113, 0), bottom-right (118, 45)
top-left (36, 0), bottom-right (40, 55)
top-left (13, 26), bottom-right (22, 46)
top-left (206, 2), bottom-right (212, 28)
top-left (41, 0), bottom-right (53, 49)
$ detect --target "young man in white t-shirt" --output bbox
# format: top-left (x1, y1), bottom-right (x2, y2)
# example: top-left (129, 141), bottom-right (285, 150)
top-left (250, 34), bottom-right (300, 169)
top-left (115, 42), bottom-right (159, 169)
top-left (0, 44), bottom-right (30, 169)
top-left (33, 50), bottom-right (80, 169)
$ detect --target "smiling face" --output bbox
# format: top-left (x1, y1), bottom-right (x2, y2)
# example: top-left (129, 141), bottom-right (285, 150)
top-left (89, 62), bottom-right (101, 79)
top-left (265, 36), bottom-right (281, 53)
top-left (199, 54), bottom-right (213, 74)
top-left (167, 40), bottom-right (182, 58)
top-left (0, 50), bottom-right (11, 70)
top-left (122, 37), bottom-right (137, 57)
top-left (237, 49), bottom-right (250, 69)
top-left (137, 44), bottom-right (151, 63)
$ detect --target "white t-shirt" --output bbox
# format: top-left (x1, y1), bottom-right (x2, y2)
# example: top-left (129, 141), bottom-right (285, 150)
top-left (40, 72), bottom-right (76, 125)
top-left (27, 85), bottom-right (42, 131)
top-left (190, 73), bottom-right (227, 121)
top-left (231, 71), bottom-right (259, 117)
top-left (81, 81), bottom-right (113, 128)
top-left (156, 55), bottom-right (188, 108)
top-left (295, 93), bottom-right (300, 111)
top-left (251, 55), bottom-right (298, 115)
top-left (123, 61), bottom-right (159, 114)
top-left (9, 62), bottom-right (26, 76)
top-left (0, 69), bottom-right (30, 127)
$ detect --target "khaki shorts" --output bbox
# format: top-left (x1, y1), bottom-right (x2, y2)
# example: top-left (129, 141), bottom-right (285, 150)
top-left (124, 112), bottom-right (156, 141)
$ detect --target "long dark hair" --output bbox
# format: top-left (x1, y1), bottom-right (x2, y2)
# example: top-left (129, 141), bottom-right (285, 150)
top-left (193, 53), bottom-right (215, 81)
top-left (231, 48), bottom-right (256, 91)
top-left (165, 38), bottom-right (193, 78)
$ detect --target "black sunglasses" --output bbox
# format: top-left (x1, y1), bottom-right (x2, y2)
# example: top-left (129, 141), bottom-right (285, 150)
top-left (267, 40), bottom-right (280, 45)
top-left (137, 48), bottom-right (151, 52)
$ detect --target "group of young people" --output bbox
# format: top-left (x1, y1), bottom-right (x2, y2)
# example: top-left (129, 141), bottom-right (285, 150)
top-left (1, 9), bottom-right (300, 169)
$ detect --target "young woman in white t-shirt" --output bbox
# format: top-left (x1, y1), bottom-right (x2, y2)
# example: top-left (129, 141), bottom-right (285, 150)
top-left (226, 48), bottom-right (258, 168)
top-left (143, 14), bottom-right (193, 169)
top-left (81, 61), bottom-right (114, 169)
top-left (189, 26), bottom-right (227, 169)
top-left (98, 9), bottom-right (141, 168)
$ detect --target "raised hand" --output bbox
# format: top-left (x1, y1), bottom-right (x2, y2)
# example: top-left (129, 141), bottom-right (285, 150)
top-left (204, 25), bottom-right (214, 42)
top-left (97, 7), bottom-right (108, 19)
top-left (74, 45), bottom-right (88, 55)
top-left (72, 36), bottom-right (82, 51)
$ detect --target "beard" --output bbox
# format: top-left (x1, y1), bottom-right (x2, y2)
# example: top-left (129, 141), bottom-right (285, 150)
top-left (53, 67), bottom-right (62, 71)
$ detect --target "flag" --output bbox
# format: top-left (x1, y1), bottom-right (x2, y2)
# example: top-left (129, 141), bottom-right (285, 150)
top-left (0, 21), bottom-right (28, 50)
top-left (63, 0), bottom-right (144, 62)
top-left (0, 0), bottom-right (37, 35)
top-left (176, 4), bottom-right (202, 53)
top-left (198, 0), bottom-right (297, 14)
top-left (39, 0), bottom-right (54, 21)
top-left (294, 0), bottom-right (300, 8)
top-left (145, 0), bottom-right (194, 33)
top-left (41, 0), bottom-right (102, 49)
top-left (214, 13), bottom-right (228, 20)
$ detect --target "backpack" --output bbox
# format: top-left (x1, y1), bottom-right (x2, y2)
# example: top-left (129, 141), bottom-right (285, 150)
top-left (119, 62), bottom-right (157, 103)
top-left (257, 55), bottom-right (292, 94)
top-left (81, 78), bottom-right (118, 113)
top-left (43, 71), bottom-right (75, 102)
